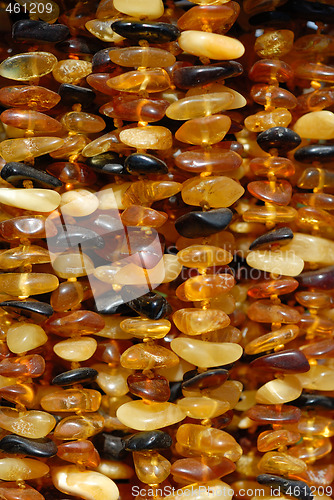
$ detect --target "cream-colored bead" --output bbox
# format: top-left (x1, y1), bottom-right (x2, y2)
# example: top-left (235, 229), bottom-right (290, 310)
top-left (53, 337), bottom-right (97, 362)
top-left (7, 322), bottom-right (48, 353)
top-left (246, 250), bottom-right (304, 276)
top-left (178, 31), bottom-right (245, 60)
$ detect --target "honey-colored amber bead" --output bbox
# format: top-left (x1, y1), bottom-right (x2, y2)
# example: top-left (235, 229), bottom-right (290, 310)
top-left (133, 451), bottom-right (171, 484)
top-left (292, 192), bottom-right (334, 211)
top-left (108, 68), bottom-right (170, 93)
top-left (113, 0), bottom-right (164, 19)
top-left (85, 19), bottom-right (125, 42)
top-left (0, 273), bottom-right (58, 297)
top-left (294, 111), bottom-right (334, 140)
top-left (0, 407), bottom-right (55, 438)
top-left (243, 205), bottom-right (297, 223)
top-left (1, 109), bottom-right (62, 133)
top-left (109, 47), bottom-right (175, 68)
top-left (52, 252), bottom-right (94, 279)
top-left (120, 318), bottom-right (171, 339)
top-left (173, 308), bottom-right (230, 335)
top-left (249, 59), bottom-right (293, 83)
top-left (300, 339), bottom-right (334, 359)
top-left (120, 126), bottom-right (173, 150)
top-left (248, 278), bottom-right (298, 298)
top-left (121, 205), bottom-right (167, 228)
top-left (187, 83), bottom-right (246, 110)
top-left (248, 300), bottom-right (301, 324)
top-left (122, 180), bottom-right (181, 207)
top-left (176, 423), bottom-right (242, 461)
top-left (94, 460), bottom-right (133, 481)
top-left (171, 456), bottom-right (236, 483)
top-left (295, 61), bottom-right (334, 83)
top-left (251, 84), bottom-right (297, 109)
top-left (176, 115), bottom-right (231, 146)
top-left (0, 383), bottom-right (35, 406)
top-left (246, 250), bottom-right (304, 276)
top-left (112, 255), bottom-right (182, 286)
top-left (171, 338), bottom-right (242, 367)
top-left (245, 108), bottom-right (292, 132)
top-left (92, 364), bottom-right (131, 397)
top-left (52, 465), bottom-right (119, 500)
top-left (175, 147), bottom-right (242, 174)
top-left (244, 325), bottom-right (300, 355)
top-left (53, 337), bottom-right (97, 362)
top-left (116, 400), bottom-right (185, 431)
top-left (166, 93), bottom-right (234, 121)
top-left (249, 156), bottom-right (295, 178)
top-left (7, 322), bottom-right (48, 353)
top-left (0, 483), bottom-right (44, 500)
top-left (182, 273), bottom-right (235, 301)
top-left (177, 397), bottom-right (230, 419)
top-left (256, 376), bottom-right (302, 404)
top-left (102, 96), bottom-right (168, 123)
top-left (49, 135), bottom-right (91, 160)
top-left (178, 31), bottom-right (245, 60)
top-left (248, 180), bottom-right (292, 206)
top-left (0, 245), bottom-right (51, 269)
top-left (257, 430), bottom-right (300, 452)
top-left (257, 452), bottom-right (307, 475)
top-left (0, 215), bottom-right (55, 240)
top-left (57, 440), bottom-right (100, 467)
top-left (54, 414), bottom-right (105, 440)
top-left (177, 245), bottom-right (233, 268)
top-left (60, 188), bottom-right (99, 217)
top-left (295, 365), bottom-right (334, 391)
top-left (61, 111), bottom-right (106, 134)
top-left (121, 343), bottom-right (179, 370)
top-left (0, 137), bottom-right (64, 162)
top-left (255, 30), bottom-right (294, 58)
top-left (0, 52), bottom-right (57, 80)
top-left (0, 85), bottom-right (60, 111)
top-left (53, 59), bottom-right (92, 84)
top-left (182, 175), bottom-right (244, 207)
top-left (44, 311), bottom-right (104, 336)
top-left (177, 3), bottom-right (240, 33)
top-left (288, 415), bottom-right (334, 437)
top-left (289, 437), bottom-right (332, 463)
top-left (0, 458), bottom-right (49, 481)
top-left (41, 389), bottom-right (101, 412)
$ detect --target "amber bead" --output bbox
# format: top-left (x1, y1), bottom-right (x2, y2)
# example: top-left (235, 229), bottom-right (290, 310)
top-left (61, 111), bottom-right (105, 134)
top-left (248, 180), bottom-right (292, 206)
top-left (175, 147), bottom-right (242, 174)
top-left (177, 3), bottom-right (240, 34)
top-left (121, 343), bottom-right (179, 370)
top-left (0, 354), bottom-right (45, 378)
top-left (107, 68), bottom-right (170, 93)
top-left (52, 59), bottom-right (92, 84)
top-left (251, 84), bottom-right (297, 109)
top-left (127, 373), bottom-right (170, 402)
top-left (244, 325), bottom-right (300, 355)
top-left (0, 85), bottom-right (60, 111)
top-left (249, 156), bottom-right (295, 178)
top-left (182, 175), bottom-right (244, 207)
top-left (44, 311), bottom-right (104, 336)
top-left (111, 20), bottom-right (180, 43)
top-left (101, 96), bottom-right (169, 123)
top-left (52, 367), bottom-right (98, 386)
top-left (119, 126), bottom-right (173, 150)
top-left (248, 277), bottom-right (298, 298)
top-left (301, 339), bottom-right (334, 359)
top-left (257, 430), bottom-right (301, 452)
top-left (173, 62), bottom-right (243, 89)
top-left (54, 337), bottom-right (97, 362)
top-left (248, 300), bottom-right (301, 324)
top-left (182, 273), bottom-right (235, 301)
top-left (50, 280), bottom-right (85, 312)
top-left (245, 108), bottom-right (292, 133)
top-left (57, 440), bottom-right (100, 467)
top-left (0, 109), bottom-right (62, 133)
top-left (0, 483), bottom-right (44, 500)
top-left (41, 388), bottom-right (101, 412)
top-left (0, 408), bottom-right (56, 438)
top-left (249, 227), bottom-right (293, 251)
top-left (249, 59), bottom-right (293, 83)
top-left (0, 137), bottom-right (64, 163)
top-left (121, 205), bottom-right (167, 228)
top-left (116, 400), bottom-right (185, 431)
top-left (0, 52), bottom-right (57, 80)
top-left (166, 94), bottom-right (233, 121)
top-left (247, 405), bottom-right (301, 423)
top-left (178, 31), bottom-right (245, 60)
top-left (172, 456), bottom-right (236, 483)
top-left (173, 308), bottom-right (230, 335)
top-left (54, 413), bottom-right (104, 440)
top-left (250, 350), bottom-right (310, 373)
top-left (258, 452), bottom-right (307, 475)
top-left (171, 338), bottom-right (242, 368)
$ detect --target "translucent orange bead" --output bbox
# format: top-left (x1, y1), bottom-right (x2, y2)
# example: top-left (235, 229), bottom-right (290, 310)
top-left (245, 108), bottom-right (292, 132)
top-left (41, 389), bottom-right (102, 412)
top-left (0, 85), bottom-right (60, 111)
top-left (254, 30), bottom-right (294, 58)
top-left (121, 205), bottom-right (167, 228)
top-left (249, 156), bottom-right (295, 178)
top-left (182, 176), bottom-right (244, 207)
top-left (54, 413), bottom-right (104, 440)
top-left (244, 325), bottom-right (300, 355)
top-left (173, 308), bottom-right (230, 335)
top-left (257, 452), bottom-right (307, 475)
top-left (120, 343), bottom-right (179, 370)
top-left (248, 180), bottom-right (292, 206)
top-left (177, 3), bottom-right (240, 34)
top-left (0, 109), bottom-right (62, 133)
top-left (0, 52), bottom-right (57, 80)
top-left (257, 430), bottom-right (301, 452)
top-left (52, 59), bottom-right (92, 84)
top-left (133, 451), bottom-right (171, 484)
top-left (182, 273), bottom-right (235, 301)
top-left (60, 111), bottom-right (106, 134)
top-left (251, 84), bottom-right (297, 109)
top-left (57, 440), bottom-right (100, 468)
top-left (107, 68), bottom-right (170, 93)
top-left (122, 180), bottom-right (181, 207)
top-left (176, 115), bottom-right (231, 145)
top-left (109, 47), bottom-right (175, 68)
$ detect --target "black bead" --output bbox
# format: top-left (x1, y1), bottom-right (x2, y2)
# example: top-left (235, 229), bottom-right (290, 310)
top-left (58, 84), bottom-right (96, 107)
top-left (51, 367), bottom-right (98, 386)
top-left (93, 433), bottom-right (127, 459)
top-left (257, 475), bottom-right (313, 500)
top-left (297, 265), bottom-right (334, 290)
top-left (12, 20), bottom-right (70, 42)
top-left (288, 0), bottom-right (334, 22)
top-left (173, 62), bottom-right (243, 89)
top-left (182, 369), bottom-right (229, 390)
top-left (291, 393), bottom-right (334, 409)
top-left (125, 154), bottom-right (168, 175)
top-left (175, 208), bottom-right (233, 238)
top-left (92, 48), bottom-right (117, 73)
top-left (0, 435), bottom-right (57, 458)
top-left (94, 292), bottom-right (135, 315)
top-left (111, 20), bottom-right (180, 43)
top-left (257, 127), bottom-right (301, 153)
top-left (294, 144), bottom-right (334, 164)
top-left (85, 152), bottom-right (127, 175)
top-left (0, 300), bottom-right (53, 318)
top-left (56, 36), bottom-right (104, 56)
top-left (1, 162), bottom-right (62, 188)
top-left (123, 430), bottom-right (172, 451)
top-left (249, 227), bottom-right (294, 250)
top-left (128, 291), bottom-right (172, 320)
top-left (168, 381), bottom-right (183, 402)
top-left (47, 225), bottom-right (105, 252)
top-left (249, 11), bottom-right (291, 26)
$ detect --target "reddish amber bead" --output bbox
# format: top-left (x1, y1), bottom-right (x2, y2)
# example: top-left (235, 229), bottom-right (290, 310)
top-left (100, 96), bottom-right (169, 122)
top-left (247, 278), bottom-right (299, 298)
top-left (257, 430), bottom-right (301, 452)
top-left (249, 156), bottom-right (295, 178)
top-left (127, 373), bottom-right (170, 402)
top-left (247, 300), bottom-right (301, 324)
top-left (177, 3), bottom-right (240, 33)
top-left (0, 383), bottom-right (35, 406)
top-left (0, 109), bottom-right (62, 133)
top-left (175, 147), bottom-right (242, 174)
top-left (87, 73), bottom-right (119, 96)
top-left (248, 180), bottom-right (292, 206)
top-left (0, 85), bottom-right (60, 111)
top-left (0, 354), bottom-right (45, 378)
top-left (0, 482), bottom-right (45, 500)
top-left (295, 62), bottom-right (334, 83)
top-left (247, 405), bottom-right (301, 423)
top-left (292, 192), bottom-right (334, 211)
top-left (44, 311), bottom-right (105, 336)
top-left (249, 59), bottom-right (293, 83)
top-left (295, 291), bottom-right (333, 309)
top-left (301, 339), bottom-right (334, 359)
top-left (251, 84), bottom-right (297, 109)
top-left (46, 162), bottom-right (96, 186)
top-left (250, 349), bottom-right (310, 373)
top-left (171, 456), bottom-right (236, 483)
top-left (121, 205), bottom-right (168, 228)
top-left (57, 440), bottom-right (100, 467)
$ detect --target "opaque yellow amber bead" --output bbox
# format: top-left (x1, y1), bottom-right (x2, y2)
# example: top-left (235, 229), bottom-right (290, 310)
top-left (116, 400), bottom-right (186, 430)
top-left (92, 364), bottom-right (132, 397)
top-left (177, 245), bottom-right (233, 268)
top-left (0, 52), bottom-right (57, 80)
top-left (7, 322), bottom-right (48, 354)
top-left (177, 397), bottom-right (230, 419)
top-left (120, 318), bottom-right (171, 339)
top-left (171, 338), bottom-right (243, 367)
top-left (60, 189), bottom-right (99, 217)
top-left (255, 376), bottom-right (303, 405)
top-left (0, 273), bottom-right (59, 296)
top-left (246, 250), bottom-right (304, 276)
top-left (181, 175), bottom-right (244, 207)
top-left (0, 458), bottom-right (49, 481)
top-left (0, 188), bottom-right (60, 212)
top-left (119, 126), bottom-right (173, 150)
top-left (53, 60), bottom-right (92, 84)
top-left (294, 110), bottom-right (334, 140)
top-left (0, 408), bottom-right (56, 438)
top-left (52, 466), bottom-right (119, 500)
top-left (52, 252), bottom-right (95, 278)
top-left (0, 137), bottom-right (64, 162)
top-left (178, 31), bottom-right (245, 60)
top-left (295, 365), bottom-right (334, 391)
top-left (187, 84), bottom-right (246, 110)
top-left (284, 233), bottom-right (334, 265)
top-left (166, 93), bottom-right (234, 120)
top-left (53, 337), bottom-right (97, 362)
top-left (113, 0), bottom-right (164, 19)
top-left (173, 308), bottom-right (230, 335)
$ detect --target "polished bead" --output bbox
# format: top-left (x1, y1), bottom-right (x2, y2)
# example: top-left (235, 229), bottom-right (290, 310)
top-left (0, 85), bottom-right (60, 111)
top-left (113, 0), bottom-right (164, 19)
top-left (256, 375), bottom-right (303, 405)
top-left (175, 208), bottom-right (233, 238)
top-left (52, 367), bottom-right (98, 386)
top-left (0, 52), bottom-right (57, 80)
top-left (125, 154), bottom-right (167, 175)
top-left (178, 31), bottom-right (245, 60)
top-left (245, 108), bottom-right (292, 133)
top-left (54, 414), bottom-right (104, 440)
top-left (175, 147), bottom-right (242, 174)
top-left (296, 87), bottom-right (334, 113)
top-left (58, 83), bottom-right (96, 106)
top-left (251, 350), bottom-right (310, 373)
top-left (243, 205), bottom-right (297, 223)
top-left (182, 273), bottom-right (235, 301)
top-left (53, 337), bottom-right (97, 362)
top-left (0, 407), bottom-right (56, 438)
top-left (177, 245), bottom-right (232, 268)
top-left (258, 430), bottom-right (301, 452)
top-left (44, 311), bottom-right (104, 336)
top-left (247, 405), bottom-right (301, 423)
top-left (52, 466), bottom-right (119, 500)
top-left (107, 68), bottom-right (170, 93)
top-left (52, 59), bottom-right (92, 84)
top-left (57, 440), bottom-right (100, 467)
top-left (249, 156), bottom-right (295, 178)
top-left (245, 325), bottom-right (299, 355)
top-left (300, 339), bottom-right (334, 359)
top-left (127, 373), bottom-right (170, 402)
top-left (289, 436), bottom-right (332, 463)
top-left (87, 73), bottom-right (118, 96)
top-left (0, 354), bottom-right (45, 378)
top-left (1, 162), bottom-right (62, 188)
top-left (182, 175), bottom-right (243, 207)
top-left (12, 19), bottom-right (69, 42)
top-left (173, 308), bottom-right (230, 335)
top-left (249, 59), bottom-right (293, 83)
top-left (166, 93), bottom-right (234, 121)
top-left (52, 252), bottom-right (94, 279)
top-left (91, 364), bottom-right (130, 397)
top-left (1, 108), bottom-right (62, 133)
top-left (7, 322), bottom-right (48, 353)
top-left (0, 273), bottom-right (58, 296)
top-left (0, 483), bottom-right (44, 500)
top-left (249, 227), bottom-right (293, 251)
top-left (176, 115), bottom-right (232, 146)
top-left (60, 189), bottom-right (99, 216)
top-left (295, 144), bottom-right (334, 164)
top-left (284, 233), bottom-right (334, 265)
top-left (297, 265), bottom-right (334, 290)
top-left (177, 3), bottom-right (240, 33)
top-left (133, 450), bottom-right (171, 484)
top-left (127, 291), bottom-right (171, 319)
top-left (295, 365), bottom-right (334, 391)
top-left (119, 126), bottom-right (172, 150)
top-left (121, 343), bottom-right (179, 370)
top-left (257, 126), bottom-right (301, 152)
top-left (0, 245), bottom-right (51, 269)
top-left (251, 84), bottom-right (297, 109)
top-left (294, 110), bottom-right (334, 140)
top-left (177, 396), bottom-right (230, 419)
top-left (85, 19), bottom-right (125, 42)
top-left (182, 369), bottom-right (228, 390)
top-left (124, 430), bottom-right (172, 451)
top-left (246, 250), bottom-right (304, 276)
top-left (50, 280), bottom-right (86, 312)
top-left (48, 225), bottom-right (104, 252)
top-left (0, 435), bottom-right (57, 458)
top-left (120, 318), bottom-right (171, 340)
top-left (0, 187), bottom-right (60, 212)
top-left (122, 180), bottom-right (181, 207)
top-left (248, 180), bottom-right (292, 205)
top-left (255, 29), bottom-right (294, 57)
top-left (102, 97), bottom-right (168, 123)
top-left (0, 458), bottom-right (49, 481)
top-left (116, 400), bottom-right (185, 431)
top-left (93, 433), bottom-right (126, 460)
top-left (171, 338), bottom-right (242, 368)
top-left (171, 456), bottom-right (235, 483)
top-left (111, 20), bottom-right (180, 43)
top-left (174, 62), bottom-right (242, 89)
top-left (61, 111), bottom-right (105, 134)
top-left (258, 452), bottom-right (307, 475)
top-left (248, 300), bottom-right (301, 323)
top-left (41, 388), bottom-right (101, 412)
top-left (0, 137), bottom-right (64, 163)
top-left (295, 61), bottom-right (334, 83)
top-left (109, 46), bottom-right (175, 68)
top-left (49, 136), bottom-right (91, 161)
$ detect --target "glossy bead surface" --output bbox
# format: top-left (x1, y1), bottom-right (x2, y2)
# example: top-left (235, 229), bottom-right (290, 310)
top-left (178, 31), bottom-right (245, 60)
top-left (171, 338), bottom-right (242, 367)
top-left (0, 52), bottom-right (57, 80)
top-left (116, 400), bottom-right (186, 431)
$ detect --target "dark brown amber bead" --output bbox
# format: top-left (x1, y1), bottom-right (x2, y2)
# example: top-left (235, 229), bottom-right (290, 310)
top-left (247, 180), bottom-right (292, 206)
top-left (171, 456), bottom-right (236, 483)
top-left (249, 227), bottom-right (293, 250)
top-left (57, 440), bottom-right (100, 467)
top-left (173, 62), bottom-right (243, 89)
top-left (249, 59), bottom-right (293, 83)
top-left (0, 85), bottom-right (61, 111)
top-left (247, 405), bottom-right (302, 423)
top-left (251, 84), bottom-right (297, 109)
top-left (182, 369), bottom-right (229, 390)
top-left (250, 349), bottom-right (310, 373)
top-left (177, 3), bottom-right (240, 34)
top-left (247, 278), bottom-right (298, 298)
top-left (0, 354), bottom-right (45, 378)
top-left (0, 109), bottom-right (62, 133)
top-left (0, 216), bottom-right (57, 240)
top-left (100, 96), bottom-right (169, 122)
top-left (43, 311), bottom-right (105, 336)
top-left (46, 162), bottom-right (97, 186)
top-left (127, 373), bottom-right (170, 402)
